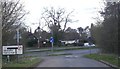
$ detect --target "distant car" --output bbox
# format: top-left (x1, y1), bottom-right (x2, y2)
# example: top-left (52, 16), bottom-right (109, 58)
top-left (84, 43), bottom-right (95, 47)
top-left (84, 43), bottom-right (89, 46)
top-left (90, 44), bottom-right (95, 47)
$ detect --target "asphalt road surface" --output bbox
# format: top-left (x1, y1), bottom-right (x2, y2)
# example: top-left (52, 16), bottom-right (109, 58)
top-left (28, 49), bottom-right (112, 68)
top-left (36, 55), bottom-right (109, 67)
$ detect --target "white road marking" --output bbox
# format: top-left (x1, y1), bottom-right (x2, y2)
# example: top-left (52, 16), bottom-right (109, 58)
top-left (65, 55), bottom-right (78, 58)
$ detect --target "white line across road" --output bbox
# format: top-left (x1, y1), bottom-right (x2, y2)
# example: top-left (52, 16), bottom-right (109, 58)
top-left (65, 55), bottom-right (78, 58)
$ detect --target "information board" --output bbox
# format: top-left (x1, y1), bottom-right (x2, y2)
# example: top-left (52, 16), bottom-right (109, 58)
top-left (2, 45), bottom-right (23, 55)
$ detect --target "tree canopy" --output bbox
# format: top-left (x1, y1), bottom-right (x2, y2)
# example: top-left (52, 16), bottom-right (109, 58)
top-left (91, 2), bottom-right (119, 55)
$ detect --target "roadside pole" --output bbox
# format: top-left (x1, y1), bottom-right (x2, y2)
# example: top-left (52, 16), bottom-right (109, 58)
top-left (50, 37), bottom-right (54, 52)
top-left (7, 55), bottom-right (10, 62)
top-left (0, 1), bottom-right (2, 68)
top-left (52, 42), bottom-right (53, 52)
top-left (16, 29), bottom-right (19, 62)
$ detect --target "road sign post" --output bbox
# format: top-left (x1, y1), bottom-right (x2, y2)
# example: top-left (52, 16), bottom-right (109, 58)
top-left (3, 45), bottom-right (23, 62)
top-left (50, 37), bottom-right (54, 52)
top-left (7, 55), bottom-right (10, 62)
top-left (52, 42), bottom-right (53, 52)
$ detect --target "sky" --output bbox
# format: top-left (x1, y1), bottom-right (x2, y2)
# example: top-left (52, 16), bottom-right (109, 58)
top-left (20, 0), bottom-right (105, 32)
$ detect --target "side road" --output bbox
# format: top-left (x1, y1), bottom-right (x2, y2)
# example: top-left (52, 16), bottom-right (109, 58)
top-left (32, 49), bottom-right (114, 68)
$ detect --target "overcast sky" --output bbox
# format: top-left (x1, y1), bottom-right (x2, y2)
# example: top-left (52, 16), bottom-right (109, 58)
top-left (20, 0), bottom-right (105, 32)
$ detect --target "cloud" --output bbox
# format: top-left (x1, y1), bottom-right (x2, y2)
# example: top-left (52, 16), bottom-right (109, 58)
top-left (21, 0), bottom-right (104, 32)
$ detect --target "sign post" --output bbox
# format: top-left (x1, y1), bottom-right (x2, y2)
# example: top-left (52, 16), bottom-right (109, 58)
top-left (52, 42), bottom-right (53, 52)
top-left (16, 29), bottom-right (20, 62)
top-left (2, 45), bottom-right (23, 62)
top-left (50, 37), bottom-right (54, 52)
top-left (16, 29), bottom-right (20, 45)
top-left (7, 55), bottom-right (10, 62)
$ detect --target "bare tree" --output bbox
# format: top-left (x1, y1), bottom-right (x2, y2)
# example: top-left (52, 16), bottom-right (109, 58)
top-left (2, 0), bottom-right (27, 45)
top-left (2, 0), bottom-right (27, 32)
top-left (41, 7), bottom-right (76, 45)
top-left (41, 7), bottom-right (75, 32)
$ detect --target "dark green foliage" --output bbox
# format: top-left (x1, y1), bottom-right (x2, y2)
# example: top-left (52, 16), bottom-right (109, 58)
top-left (27, 39), bottom-right (37, 47)
top-left (52, 30), bottom-right (63, 46)
top-left (91, 2), bottom-right (119, 55)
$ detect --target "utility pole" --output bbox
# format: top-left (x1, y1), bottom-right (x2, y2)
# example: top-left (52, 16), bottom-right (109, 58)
top-left (16, 29), bottom-right (20, 45)
top-left (0, 2), bottom-right (2, 68)
top-left (117, 2), bottom-right (120, 67)
top-left (16, 29), bottom-right (20, 62)
top-left (37, 20), bottom-right (41, 48)
top-left (37, 27), bottom-right (40, 48)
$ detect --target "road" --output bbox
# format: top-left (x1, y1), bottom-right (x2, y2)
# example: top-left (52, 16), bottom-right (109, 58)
top-left (36, 55), bottom-right (109, 67)
top-left (23, 49), bottom-right (112, 68)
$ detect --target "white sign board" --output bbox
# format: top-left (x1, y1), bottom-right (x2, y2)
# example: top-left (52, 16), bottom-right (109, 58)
top-left (2, 45), bottom-right (23, 55)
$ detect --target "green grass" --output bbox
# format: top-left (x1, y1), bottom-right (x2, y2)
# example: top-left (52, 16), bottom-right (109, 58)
top-left (51, 47), bottom-right (91, 52)
top-left (27, 46), bottom-right (97, 50)
top-left (26, 46), bottom-right (97, 53)
top-left (2, 56), bottom-right (43, 67)
top-left (84, 54), bottom-right (119, 67)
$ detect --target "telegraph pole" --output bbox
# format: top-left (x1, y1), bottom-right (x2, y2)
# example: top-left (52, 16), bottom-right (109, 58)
top-left (37, 27), bottom-right (40, 48)
top-left (16, 29), bottom-right (20, 45)
top-left (16, 29), bottom-right (20, 62)
top-left (0, 2), bottom-right (2, 68)
top-left (37, 20), bottom-right (41, 48)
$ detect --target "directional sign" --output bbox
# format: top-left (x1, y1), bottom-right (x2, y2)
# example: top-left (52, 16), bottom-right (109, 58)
top-left (2, 45), bottom-right (23, 55)
top-left (50, 37), bottom-right (54, 43)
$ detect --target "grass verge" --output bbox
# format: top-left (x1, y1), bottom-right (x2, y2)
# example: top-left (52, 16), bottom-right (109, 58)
top-left (84, 54), bottom-right (119, 68)
top-left (2, 56), bottom-right (43, 68)
top-left (26, 46), bottom-right (97, 53)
